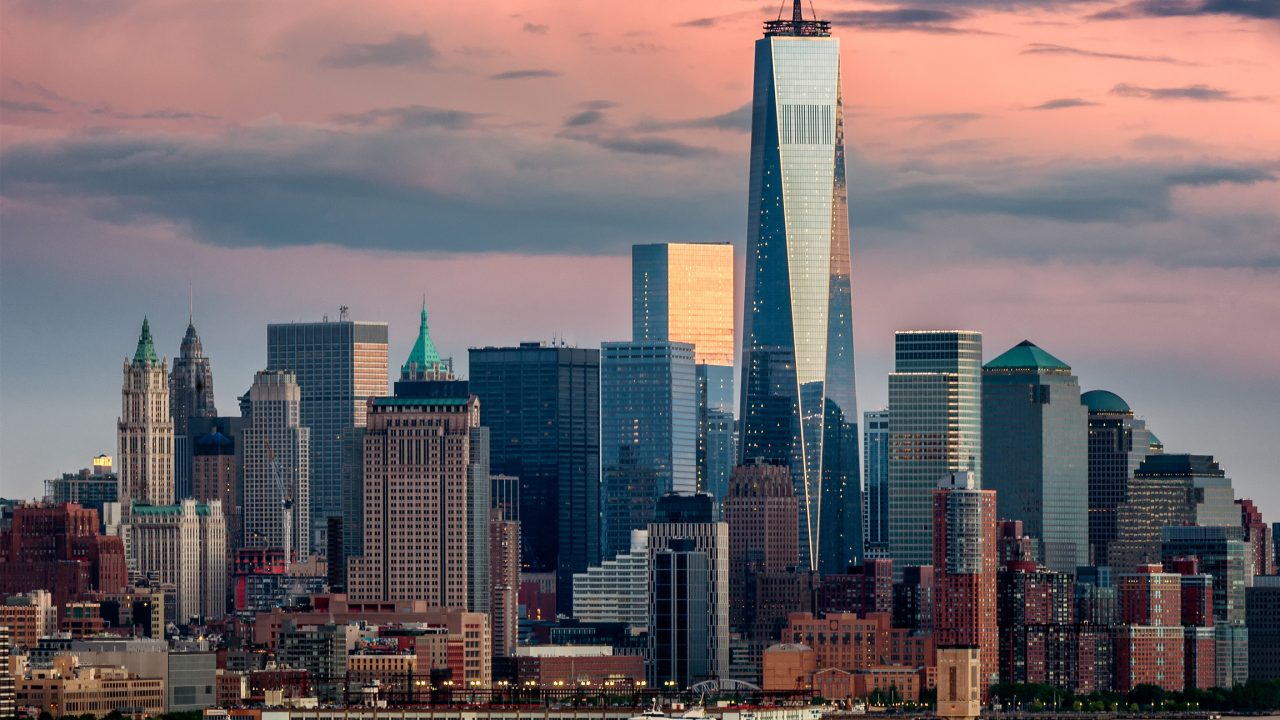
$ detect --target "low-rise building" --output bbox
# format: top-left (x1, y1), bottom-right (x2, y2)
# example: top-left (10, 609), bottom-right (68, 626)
top-left (0, 590), bottom-right (56, 649)
top-left (16, 657), bottom-right (164, 717)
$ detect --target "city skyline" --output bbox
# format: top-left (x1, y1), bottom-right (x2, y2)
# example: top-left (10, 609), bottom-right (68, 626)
top-left (2, 1), bottom-right (1278, 516)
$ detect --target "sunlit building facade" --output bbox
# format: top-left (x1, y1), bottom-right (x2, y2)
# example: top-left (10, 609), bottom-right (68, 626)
top-left (740, 5), bottom-right (860, 574)
top-left (887, 330), bottom-right (983, 573)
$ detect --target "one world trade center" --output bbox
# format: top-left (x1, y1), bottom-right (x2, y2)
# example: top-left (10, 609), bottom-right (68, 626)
top-left (740, 1), bottom-right (861, 573)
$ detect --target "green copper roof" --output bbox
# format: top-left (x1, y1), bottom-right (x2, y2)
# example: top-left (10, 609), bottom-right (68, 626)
top-left (1081, 389), bottom-right (1131, 414)
top-left (402, 301), bottom-right (444, 376)
top-left (1148, 431), bottom-right (1163, 449)
top-left (984, 339), bottom-right (1070, 372)
top-left (133, 317), bottom-right (159, 366)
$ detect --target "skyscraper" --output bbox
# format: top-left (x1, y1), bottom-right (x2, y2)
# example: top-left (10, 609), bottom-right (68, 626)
top-left (600, 340), bottom-right (697, 560)
top-left (192, 428), bottom-right (238, 552)
top-left (128, 500), bottom-right (226, 621)
top-left (118, 318), bottom-right (174, 506)
top-left (241, 370), bottom-right (311, 560)
top-left (933, 472), bottom-right (998, 699)
top-left (1111, 454), bottom-right (1237, 572)
top-left (469, 343), bottom-right (600, 613)
top-left (888, 331), bottom-right (983, 574)
top-left (170, 316), bottom-right (218, 500)
top-left (266, 318), bottom-right (389, 550)
top-left (863, 409), bottom-right (889, 557)
top-left (349, 304), bottom-right (477, 607)
top-left (726, 461), bottom-right (798, 632)
top-left (1083, 389), bottom-right (1155, 567)
top-left (740, 1), bottom-right (860, 575)
top-left (982, 340), bottom-right (1088, 573)
top-left (632, 243), bottom-right (736, 503)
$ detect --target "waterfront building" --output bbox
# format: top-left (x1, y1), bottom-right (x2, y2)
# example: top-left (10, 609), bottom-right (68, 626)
top-left (933, 472), bottom-right (998, 698)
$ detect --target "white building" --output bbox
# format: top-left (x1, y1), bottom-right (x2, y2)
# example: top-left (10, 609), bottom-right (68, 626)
top-left (572, 530), bottom-right (650, 633)
top-left (242, 370), bottom-right (311, 559)
top-left (118, 318), bottom-right (174, 507)
top-left (128, 500), bottom-right (226, 621)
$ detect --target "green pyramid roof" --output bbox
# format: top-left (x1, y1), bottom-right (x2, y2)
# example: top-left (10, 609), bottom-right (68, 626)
top-left (984, 340), bottom-right (1070, 372)
top-left (402, 301), bottom-right (444, 376)
top-left (133, 317), bottom-right (159, 366)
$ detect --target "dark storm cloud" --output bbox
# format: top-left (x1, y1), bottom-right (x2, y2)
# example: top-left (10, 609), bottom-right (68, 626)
top-left (1021, 43), bottom-right (1188, 64)
top-left (676, 16), bottom-right (719, 28)
top-left (1111, 83), bottom-right (1255, 101)
top-left (568, 133), bottom-right (719, 158)
top-left (830, 8), bottom-right (988, 33)
top-left (564, 110), bottom-right (605, 127)
top-left (319, 33), bottom-right (437, 69)
top-left (634, 103), bottom-right (753, 133)
top-left (330, 105), bottom-right (486, 130)
top-left (489, 69), bottom-right (560, 80)
top-left (1092, 0), bottom-right (1280, 19)
top-left (0, 99), bottom-right (55, 114)
top-left (89, 105), bottom-right (220, 121)
top-left (1029, 97), bottom-right (1101, 109)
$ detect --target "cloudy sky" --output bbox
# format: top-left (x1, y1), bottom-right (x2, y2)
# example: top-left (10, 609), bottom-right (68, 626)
top-left (2, 0), bottom-right (1278, 512)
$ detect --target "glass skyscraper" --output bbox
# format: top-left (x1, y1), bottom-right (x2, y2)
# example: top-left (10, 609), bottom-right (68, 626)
top-left (600, 340), bottom-right (697, 561)
top-left (887, 330), bottom-right (983, 574)
top-left (863, 409), bottom-right (889, 557)
top-left (266, 319), bottom-right (389, 551)
top-left (982, 340), bottom-right (1089, 573)
top-left (632, 243), bottom-right (735, 505)
top-left (739, 3), bottom-right (861, 574)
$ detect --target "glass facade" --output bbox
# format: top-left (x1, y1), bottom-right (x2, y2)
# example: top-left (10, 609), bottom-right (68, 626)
top-left (740, 20), bottom-right (860, 574)
top-left (468, 343), bottom-right (600, 615)
top-left (982, 342), bottom-right (1089, 573)
top-left (863, 409), bottom-right (889, 555)
top-left (1085, 393), bottom-right (1155, 567)
top-left (887, 331), bottom-right (983, 574)
top-left (266, 321), bottom-right (388, 550)
top-left (601, 341), bottom-right (697, 561)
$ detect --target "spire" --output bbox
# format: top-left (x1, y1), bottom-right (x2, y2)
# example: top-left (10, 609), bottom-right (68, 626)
top-left (402, 299), bottom-right (445, 378)
top-left (133, 316), bottom-right (159, 366)
top-left (793, 0), bottom-right (803, 23)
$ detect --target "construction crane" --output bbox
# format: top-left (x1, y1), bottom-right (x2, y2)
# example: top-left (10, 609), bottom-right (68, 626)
top-left (262, 437), bottom-right (293, 575)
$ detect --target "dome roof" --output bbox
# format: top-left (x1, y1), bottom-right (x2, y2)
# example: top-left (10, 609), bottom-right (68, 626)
top-left (1082, 389), bottom-right (1131, 414)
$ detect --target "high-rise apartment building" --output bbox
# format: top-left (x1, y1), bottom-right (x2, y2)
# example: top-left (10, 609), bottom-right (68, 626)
top-left (128, 500), bottom-right (226, 620)
top-left (349, 310), bottom-right (475, 606)
top-left (1246, 576), bottom-right (1280, 682)
top-left (889, 331), bottom-right (983, 574)
top-left (1237, 499), bottom-right (1274, 577)
top-left (490, 514), bottom-right (520, 657)
top-left (933, 472), bottom-right (998, 698)
top-left (469, 343), bottom-right (600, 613)
top-left (1083, 390), bottom-right (1155, 567)
top-left (170, 317), bottom-right (218, 500)
top-left (632, 243), bottom-right (735, 503)
top-left (1116, 564), bottom-right (1185, 692)
top-left (267, 318), bottom-right (388, 550)
top-left (241, 371), bottom-right (311, 560)
top-left (863, 410), bottom-right (889, 557)
top-left (739, 4), bottom-right (861, 575)
top-left (118, 318), bottom-right (175, 507)
top-left (45, 458), bottom-right (118, 525)
top-left (982, 340), bottom-right (1088, 572)
top-left (601, 340), bottom-right (697, 560)
top-left (726, 461), bottom-right (799, 632)
top-left (648, 493), bottom-right (729, 684)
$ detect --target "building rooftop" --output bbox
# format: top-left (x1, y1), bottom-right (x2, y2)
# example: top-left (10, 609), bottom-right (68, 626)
top-left (983, 340), bottom-right (1071, 373)
top-left (1081, 389), bottom-right (1131, 414)
top-left (402, 300), bottom-right (446, 378)
top-left (132, 317), bottom-right (159, 366)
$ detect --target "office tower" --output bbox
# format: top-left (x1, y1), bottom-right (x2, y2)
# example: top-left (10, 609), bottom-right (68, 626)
top-left (1075, 566), bottom-right (1118, 627)
top-left (933, 472), bottom-right (997, 698)
top-left (0, 503), bottom-right (127, 608)
top-left (45, 458), bottom-right (118, 524)
top-left (982, 340), bottom-right (1088, 573)
top-left (170, 317), bottom-right (218, 500)
top-left (726, 461), bottom-right (799, 631)
top-left (573, 529), bottom-right (650, 632)
top-left (491, 474), bottom-right (519, 523)
top-left (863, 409), bottom-right (889, 557)
top-left (648, 493), bottom-right (729, 684)
top-left (740, 3), bottom-right (861, 576)
top-left (469, 426), bottom-right (492, 614)
top-left (469, 343), bottom-right (600, 613)
top-left (118, 318), bottom-right (175, 506)
top-left (601, 341), bottom-right (697, 560)
top-left (1116, 564), bottom-right (1185, 692)
top-left (241, 371), bottom-right (311, 560)
top-left (267, 317), bottom-right (389, 550)
top-left (349, 311), bottom-right (475, 606)
top-left (889, 331), bottom-right (983, 574)
top-left (1111, 454), bottom-right (1237, 572)
top-left (893, 565), bottom-right (936, 632)
top-left (1083, 390), bottom-right (1155, 567)
top-left (326, 516), bottom-right (344, 592)
top-left (1237, 499), bottom-right (1274, 576)
top-left (1246, 576), bottom-right (1280, 681)
top-left (128, 499), bottom-right (226, 620)
top-left (631, 242), bottom-right (735, 503)
top-left (1162, 526), bottom-right (1251, 626)
top-left (192, 428), bottom-right (238, 551)
top-left (651, 538), bottom-right (712, 689)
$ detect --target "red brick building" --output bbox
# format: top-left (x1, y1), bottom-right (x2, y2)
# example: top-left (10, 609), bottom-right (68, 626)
top-left (726, 461), bottom-right (798, 633)
top-left (933, 473), bottom-right (998, 698)
top-left (1116, 565), bottom-right (1185, 692)
top-left (782, 612), bottom-right (934, 670)
top-left (0, 503), bottom-right (126, 608)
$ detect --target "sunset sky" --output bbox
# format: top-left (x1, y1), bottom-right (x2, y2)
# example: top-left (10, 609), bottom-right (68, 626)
top-left (2, 1), bottom-right (1277, 510)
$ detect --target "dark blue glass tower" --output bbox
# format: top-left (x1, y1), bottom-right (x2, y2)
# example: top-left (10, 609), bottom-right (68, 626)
top-left (740, 2), bottom-right (861, 573)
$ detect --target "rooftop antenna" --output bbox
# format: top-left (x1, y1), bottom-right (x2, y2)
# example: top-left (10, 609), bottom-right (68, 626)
top-left (339, 305), bottom-right (350, 322)
top-left (794, 0), bottom-right (803, 23)
top-left (188, 283), bottom-right (194, 325)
